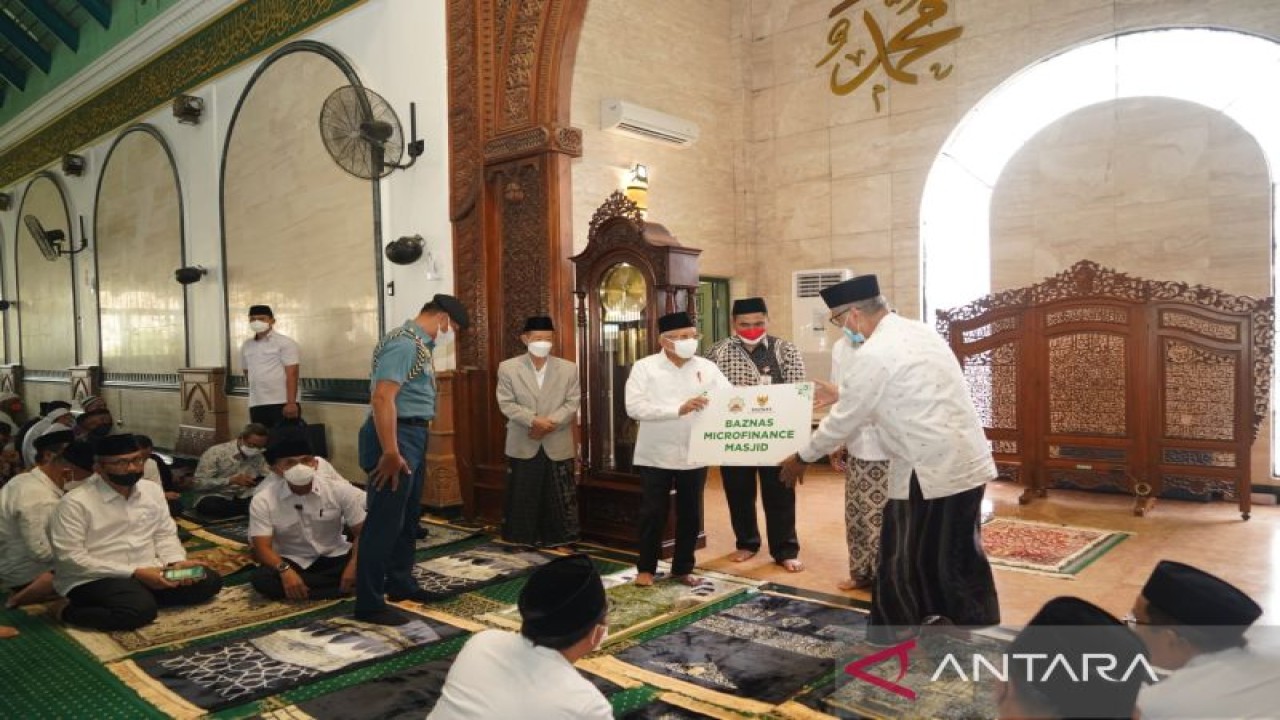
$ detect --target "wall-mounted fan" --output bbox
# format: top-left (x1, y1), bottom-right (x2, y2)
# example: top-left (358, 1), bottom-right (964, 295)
top-left (23, 215), bottom-right (87, 261)
top-left (320, 86), bottom-right (424, 180)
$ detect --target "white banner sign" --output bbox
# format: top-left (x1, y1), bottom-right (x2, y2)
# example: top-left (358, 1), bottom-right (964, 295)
top-left (686, 382), bottom-right (814, 466)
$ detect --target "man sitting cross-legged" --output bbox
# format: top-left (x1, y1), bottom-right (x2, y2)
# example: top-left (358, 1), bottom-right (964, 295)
top-left (249, 434), bottom-right (365, 601)
top-left (49, 434), bottom-right (223, 631)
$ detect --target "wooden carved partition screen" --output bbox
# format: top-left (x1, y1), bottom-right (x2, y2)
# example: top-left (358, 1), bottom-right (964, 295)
top-left (937, 260), bottom-right (1274, 520)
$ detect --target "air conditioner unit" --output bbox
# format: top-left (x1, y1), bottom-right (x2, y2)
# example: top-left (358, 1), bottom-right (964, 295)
top-left (792, 268), bottom-right (853, 377)
top-left (600, 98), bottom-right (699, 147)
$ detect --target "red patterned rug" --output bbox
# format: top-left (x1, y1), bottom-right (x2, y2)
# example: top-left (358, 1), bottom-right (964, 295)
top-left (981, 517), bottom-right (1129, 577)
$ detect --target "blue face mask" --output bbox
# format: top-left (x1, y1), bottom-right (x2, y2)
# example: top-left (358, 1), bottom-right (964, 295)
top-left (843, 327), bottom-right (865, 345)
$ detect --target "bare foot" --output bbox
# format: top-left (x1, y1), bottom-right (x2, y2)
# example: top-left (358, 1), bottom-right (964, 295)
top-left (778, 558), bottom-right (804, 573)
top-left (0, 626), bottom-right (18, 639)
top-left (7, 572), bottom-right (57, 608)
top-left (729, 549), bottom-right (757, 562)
top-left (837, 576), bottom-right (874, 591)
top-left (635, 572), bottom-right (655, 587)
top-left (671, 574), bottom-right (701, 587)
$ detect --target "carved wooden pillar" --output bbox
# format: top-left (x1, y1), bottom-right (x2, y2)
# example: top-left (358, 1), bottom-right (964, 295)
top-left (69, 365), bottom-right (101, 405)
top-left (175, 367), bottom-right (230, 457)
top-left (0, 364), bottom-right (22, 398)
top-left (424, 370), bottom-right (463, 515)
top-left (448, 0), bottom-right (587, 523)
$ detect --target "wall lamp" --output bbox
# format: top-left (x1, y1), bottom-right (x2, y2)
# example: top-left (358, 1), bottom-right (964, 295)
top-left (174, 266), bottom-right (208, 285)
top-left (624, 163), bottom-right (649, 215)
top-left (62, 154), bottom-right (86, 177)
top-left (173, 94), bottom-right (204, 125)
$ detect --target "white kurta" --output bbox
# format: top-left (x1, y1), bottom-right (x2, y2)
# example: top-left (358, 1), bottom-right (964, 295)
top-left (0, 467), bottom-right (64, 587)
top-left (427, 630), bottom-right (613, 720)
top-left (1138, 643), bottom-right (1280, 719)
top-left (625, 352), bottom-right (732, 470)
top-left (800, 312), bottom-right (995, 499)
top-left (829, 336), bottom-right (888, 462)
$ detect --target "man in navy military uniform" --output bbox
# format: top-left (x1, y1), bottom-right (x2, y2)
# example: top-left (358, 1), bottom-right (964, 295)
top-left (354, 294), bottom-right (469, 625)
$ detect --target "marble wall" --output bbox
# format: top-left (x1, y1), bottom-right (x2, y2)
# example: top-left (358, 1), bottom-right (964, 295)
top-left (105, 387), bottom-right (182, 448)
top-left (222, 50), bottom-right (379, 382)
top-left (569, 0), bottom-right (747, 282)
top-left (96, 127), bottom-right (186, 374)
top-left (15, 175), bottom-right (76, 370)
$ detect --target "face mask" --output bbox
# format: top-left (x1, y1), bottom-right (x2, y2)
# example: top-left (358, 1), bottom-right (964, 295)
top-left (240, 444), bottom-right (263, 458)
top-left (671, 338), bottom-right (699, 360)
top-left (737, 327), bottom-right (766, 344)
top-left (843, 327), bottom-right (866, 345)
top-left (249, 320), bottom-right (270, 334)
top-left (283, 463), bottom-right (316, 487)
top-left (434, 321), bottom-right (455, 346)
top-left (527, 340), bottom-right (552, 358)
top-left (106, 471), bottom-right (143, 487)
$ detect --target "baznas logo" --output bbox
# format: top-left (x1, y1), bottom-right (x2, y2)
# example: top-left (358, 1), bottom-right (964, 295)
top-left (755, 395), bottom-right (769, 408)
top-left (728, 397), bottom-right (745, 413)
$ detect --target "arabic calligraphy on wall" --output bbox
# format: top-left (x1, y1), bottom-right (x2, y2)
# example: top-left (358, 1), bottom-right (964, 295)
top-left (816, 0), bottom-right (963, 112)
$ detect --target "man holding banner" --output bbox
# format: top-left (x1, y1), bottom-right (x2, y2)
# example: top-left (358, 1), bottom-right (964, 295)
top-left (780, 274), bottom-right (999, 642)
top-left (704, 297), bottom-right (805, 572)
top-left (625, 311), bottom-right (731, 587)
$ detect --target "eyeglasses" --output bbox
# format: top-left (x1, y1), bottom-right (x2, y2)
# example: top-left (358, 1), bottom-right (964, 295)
top-left (828, 310), bottom-right (850, 327)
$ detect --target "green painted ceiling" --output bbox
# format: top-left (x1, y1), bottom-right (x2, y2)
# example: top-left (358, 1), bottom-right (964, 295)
top-left (0, 0), bottom-right (182, 127)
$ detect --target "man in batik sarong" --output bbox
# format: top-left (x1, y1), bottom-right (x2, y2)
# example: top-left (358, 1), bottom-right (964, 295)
top-left (781, 274), bottom-right (999, 643)
top-left (495, 315), bottom-right (582, 547)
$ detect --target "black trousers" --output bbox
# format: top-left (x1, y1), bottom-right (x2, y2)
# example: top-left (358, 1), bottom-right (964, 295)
top-left (249, 403), bottom-right (302, 428)
top-left (250, 553), bottom-right (351, 600)
top-left (719, 465), bottom-right (799, 561)
top-left (192, 495), bottom-right (251, 519)
top-left (637, 466), bottom-right (706, 576)
top-left (64, 572), bottom-right (224, 631)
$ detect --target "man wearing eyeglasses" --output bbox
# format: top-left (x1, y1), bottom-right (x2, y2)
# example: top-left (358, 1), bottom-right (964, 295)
top-left (48, 434), bottom-right (223, 631)
top-left (1130, 560), bottom-right (1275, 719)
top-left (625, 311), bottom-right (732, 587)
top-left (780, 274), bottom-right (999, 643)
top-left (249, 434), bottom-right (365, 601)
top-left (703, 297), bottom-right (805, 572)
top-left (356, 294), bottom-right (469, 626)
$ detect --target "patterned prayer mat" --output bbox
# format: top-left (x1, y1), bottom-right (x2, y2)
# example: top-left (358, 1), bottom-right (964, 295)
top-left (411, 541), bottom-right (557, 597)
top-left (110, 606), bottom-right (466, 717)
top-left (417, 520), bottom-right (482, 551)
top-left (187, 545), bottom-right (256, 578)
top-left (264, 655), bottom-right (457, 719)
top-left (63, 583), bottom-right (340, 662)
top-left (585, 592), bottom-right (867, 714)
top-left (981, 517), bottom-right (1130, 577)
top-left (189, 517), bottom-right (252, 548)
top-left (479, 568), bottom-right (750, 643)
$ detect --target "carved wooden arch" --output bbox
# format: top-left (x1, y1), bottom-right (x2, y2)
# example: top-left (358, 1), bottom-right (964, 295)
top-left (447, 0), bottom-right (587, 520)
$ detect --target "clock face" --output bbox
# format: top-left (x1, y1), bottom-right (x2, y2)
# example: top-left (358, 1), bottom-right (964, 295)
top-left (599, 262), bottom-right (647, 317)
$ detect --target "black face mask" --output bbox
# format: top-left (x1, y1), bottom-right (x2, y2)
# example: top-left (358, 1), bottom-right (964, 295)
top-left (106, 471), bottom-right (143, 487)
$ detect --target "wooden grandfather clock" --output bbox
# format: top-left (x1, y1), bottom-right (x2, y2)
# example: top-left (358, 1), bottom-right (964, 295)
top-left (571, 192), bottom-right (702, 553)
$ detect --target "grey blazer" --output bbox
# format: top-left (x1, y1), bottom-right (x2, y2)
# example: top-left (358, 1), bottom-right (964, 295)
top-left (495, 355), bottom-right (581, 461)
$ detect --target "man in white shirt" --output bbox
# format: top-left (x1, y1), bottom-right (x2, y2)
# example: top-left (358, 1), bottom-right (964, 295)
top-left (429, 553), bottom-right (613, 719)
top-left (781, 274), bottom-right (999, 641)
top-left (191, 423), bottom-right (271, 518)
top-left (49, 434), bottom-right (223, 631)
top-left (1133, 560), bottom-right (1276, 719)
top-left (625, 311), bottom-right (732, 587)
top-left (249, 434), bottom-right (365, 601)
top-left (241, 304), bottom-right (302, 428)
top-left (997, 597), bottom-right (1150, 719)
top-left (1, 434), bottom-right (95, 607)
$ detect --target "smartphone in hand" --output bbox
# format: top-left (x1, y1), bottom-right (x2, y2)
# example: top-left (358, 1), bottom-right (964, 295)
top-left (163, 566), bottom-right (207, 582)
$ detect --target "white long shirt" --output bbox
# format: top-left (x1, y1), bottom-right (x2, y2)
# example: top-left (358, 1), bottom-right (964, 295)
top-left (240, 330), bottom-right (301, 407)
top-left (625, 352), bottom-right (732, 470)
top-left (0, 467), bottom-right (64, 587)
top-left (428, 630), bottom-right (613, 720)
top-left (1138, 643), bottom-right (1280, 719)
top-left (799, 312), bottom-right (995, 499)
top-left (248, 461), bottom-right (366, 569)
top-left (829, 337), bottom-right (888, 462)
top-left (49, 476), bottom-right (186, 595)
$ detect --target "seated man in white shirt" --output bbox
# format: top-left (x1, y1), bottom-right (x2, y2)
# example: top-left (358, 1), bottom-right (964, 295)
top-left (191, 423), bottom-right (271, 518)
top-left (249, 434), bottom-right (365, 601)
top-left (49, 434), bottom-right (223, 631)
top-left (1, 435), bottom-right (95, 607)
top-left (997, 596), bottom-right (1149, 719)
top-left (1133, 560), bottom-right (1276, 719)
top-left (20, 404), bottom-right (73, 467)
top-left (429, 554), bottom-right (613, 720)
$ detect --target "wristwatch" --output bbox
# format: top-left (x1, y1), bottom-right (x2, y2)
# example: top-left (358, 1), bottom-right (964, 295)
top-left (275, 561), bottom-right (291, 574)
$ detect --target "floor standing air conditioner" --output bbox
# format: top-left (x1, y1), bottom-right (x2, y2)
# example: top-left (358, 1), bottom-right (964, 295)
top-left (792, 268), bottom-right (854, 380)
